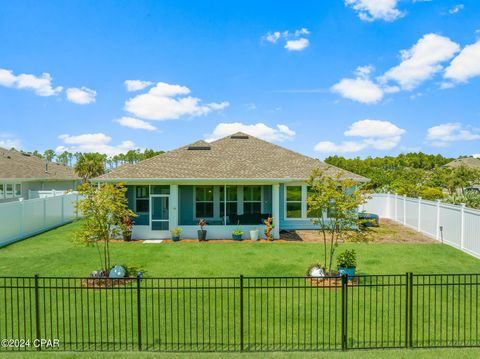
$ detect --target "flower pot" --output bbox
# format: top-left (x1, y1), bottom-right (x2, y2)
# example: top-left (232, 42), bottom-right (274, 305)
top-left (250, 230), bottom-right (259, 241)
top-left (197, 230), bottom-right (207, 241)
top-left (123, 231), bottom-right (132, 242)
top-left (338, 267), bottom-right (356, 280)
top-left (171, 236), bottom-right (180, 242)
top-left (232, 233), bottom-right (243, 241)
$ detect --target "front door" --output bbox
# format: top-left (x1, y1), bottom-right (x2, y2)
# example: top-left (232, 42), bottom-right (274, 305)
top-left (151, 195), bottom-right (169, 231)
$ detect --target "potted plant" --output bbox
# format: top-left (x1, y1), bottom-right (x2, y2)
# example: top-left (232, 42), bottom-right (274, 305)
top-left (197, 219), bottom-right (207, 241)
top-left (232, 229), bottom-right (243, 241)
top-left (250, 229), bottom-right (259, 241)
top-left (336, 249), bottom-right (357, 280)
top-left (170, 227), bottom-right (183, 242)
top-left (121, 216), bottom-right (135, 241)
top-left (264, 217), bottom-right (275, 241)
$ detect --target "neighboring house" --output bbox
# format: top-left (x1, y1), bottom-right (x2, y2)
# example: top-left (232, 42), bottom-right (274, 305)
top-left (94, 132), bottom-right (367, 240)
top-left (0, 147), bottom-right (80, 203)
top-left (443, 157), bottom-right (480, 169)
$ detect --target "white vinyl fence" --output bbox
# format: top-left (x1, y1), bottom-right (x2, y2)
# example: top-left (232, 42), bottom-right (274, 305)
top-left (0, 193), bottom-right (80, 248)
top-left (28, 189), bottom-right (67, 199)
top-left (363, 193), bottom-right (480, 259)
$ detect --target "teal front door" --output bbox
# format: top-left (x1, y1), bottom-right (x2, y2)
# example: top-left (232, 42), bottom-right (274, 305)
top-left (151, 195), bottom-right (169, 231)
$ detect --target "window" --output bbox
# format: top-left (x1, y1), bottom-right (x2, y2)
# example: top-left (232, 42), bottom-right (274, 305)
top-left (243, 186), bottom-right (261, 214)
top-left (0, 184), bottom-right (3, 199)
top-left (195, 186), bottom-right (214, 218)
top-left (286, 186), bottom-right (302, 218)
top-left (135, 186), bottom-right (149, 213)
top-left (5, 184), bottom-right (13, 198)
top-left (14, 184), bottom-right (21, 197)
top-left (220, 186), bottom-right (238, 218)
top-left (151, 185), bottom-right (170, 195)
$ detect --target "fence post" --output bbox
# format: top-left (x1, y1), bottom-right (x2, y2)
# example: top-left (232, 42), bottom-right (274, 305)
top-left (239, 274), bottom-right (244, 352)
top-left (341, 274), bottom-right (348, 351)
top-left (417, 197), bottom-right (422, 231)
top-left (403, 195), bottom-right (407, 225)
top-left (394, 193), bottom-right (398, 221)
top-left (43, 197), bottom-right (47, 227)
top-left (406, 272), bottom-right (413, 348)
top-left (34, 274), bottom-right (41, 351)
top-left (460, 203), bottom-right (465, 250)
top-left (61, 195), bottom-right (65, 224)
top-left (136, 274), bottom-right (142, 351)
top-left (436, 200), bottom-right (441, 241)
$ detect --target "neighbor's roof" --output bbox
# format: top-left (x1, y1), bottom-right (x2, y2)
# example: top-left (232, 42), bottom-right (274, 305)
top-left (97, 132), bottom-right (368, 182)
top-left (444, 157), bottom-right (480, 169)
top-left (0, 147), bottom-right (79, 180)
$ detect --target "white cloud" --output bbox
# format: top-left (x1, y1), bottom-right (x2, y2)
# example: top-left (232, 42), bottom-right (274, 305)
top-left (115, 117), bottom-right (157, 131)
top-left (444, 41), bottom-right (480, 84)
top-left (345, 0), bottom-right (404, 22)
top-left (426, 123), bottom-right (480, 147)
top-left (124, 82), bottom-right (229, 121)
top-left (264, 31), bottom-right (281, 44)
top-left (205, 122), bottom-right (296, 142)
top-left (124, 80), bottom-right (153, 92)
top-left (66, 87), bottom-right (96, 105)
top-left (285, 38), bottom-right (310, 51)
top-left (314, 141), bottom-right (367, 153)
top-left (0, 68), bottom-right (63, 96)
top-left (314, 119), bottom-right (405, 153)
top-left (262, 28), bottom-right (311, 51)
top-left (473, 153), bottom-right (480, 158)
top-left (331, 71), bottom-right (384, 104)
top-left (0, 133), bottom-right (21, 149)
top-left (56, 133), bottom-right (136, 156)
top-left (449, 4), bottom-right (464, 14)
top-left (344, 119), bottom-right (405, 138)
top-left (380, 34), bottom-right (460, 90)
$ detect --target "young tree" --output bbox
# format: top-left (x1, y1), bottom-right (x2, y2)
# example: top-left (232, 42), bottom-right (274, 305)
top-left (306, 168), bottom-right (370, 273)
top-left (74, 153), bottom-right (106, 182)
top-left (75, 182), bottom-right (136, 275)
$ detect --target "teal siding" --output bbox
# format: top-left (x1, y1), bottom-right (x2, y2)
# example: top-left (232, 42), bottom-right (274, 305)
top-left (279, 183), bottom-right (318, 230)
top-left (179, 185), bottom-right (195, 225)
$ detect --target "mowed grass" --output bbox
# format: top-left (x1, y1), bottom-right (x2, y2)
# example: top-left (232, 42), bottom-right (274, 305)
top-left (0, 220), bottom-right (479, 277)
top-left (3, 348), bottom-right (480, 358)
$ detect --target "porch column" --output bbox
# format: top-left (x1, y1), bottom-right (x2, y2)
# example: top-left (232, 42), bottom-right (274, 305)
top-left (169, 185), bottom-right (179, 230)
top-left (272, 184), bottom-right (280, 239)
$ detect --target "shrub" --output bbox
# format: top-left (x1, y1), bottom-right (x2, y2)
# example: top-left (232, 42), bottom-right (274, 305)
top-left (445, 191), bottom-right (480, 209)
top-left (170, 227), bottom-right (183, 236)
top-left (232, 229), bottom-right (244, 235)
top-left (336, 250), bottom-right (357, 268)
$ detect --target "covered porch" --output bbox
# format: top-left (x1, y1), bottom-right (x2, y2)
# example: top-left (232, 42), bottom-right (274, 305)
top-left (126, 182), bottom-right (281, 240)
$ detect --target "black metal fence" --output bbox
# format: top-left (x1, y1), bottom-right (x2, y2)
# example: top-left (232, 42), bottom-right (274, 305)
top-left (0, 273), bottom-right (479, 352)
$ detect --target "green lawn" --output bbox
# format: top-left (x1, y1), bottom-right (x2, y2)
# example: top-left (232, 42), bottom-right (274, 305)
top-left (2, 348), bottom-right (480, 359)
top-left (0, 220), bottom-right (479, 277)
top-left (1, 221), bottom-right (480, 354)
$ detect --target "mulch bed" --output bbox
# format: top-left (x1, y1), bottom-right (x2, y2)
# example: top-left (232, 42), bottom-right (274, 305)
top-left (81, 277), bottom-right (134, 288)
top-left (309, 276), bottom-right (359, 287)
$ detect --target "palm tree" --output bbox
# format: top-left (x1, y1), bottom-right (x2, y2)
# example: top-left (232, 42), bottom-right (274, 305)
top-left (43, 149), bottom-right (56, 162)
top-left (74, 153), bottom-right (106, 182)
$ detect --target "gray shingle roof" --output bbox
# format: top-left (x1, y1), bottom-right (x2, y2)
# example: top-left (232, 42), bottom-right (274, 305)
top-left (0, 147), bottom-right (79, 180)
top-left (97, 133), bottom-right (367, 182)
top-left (444, 157), bottom-right (480, 169)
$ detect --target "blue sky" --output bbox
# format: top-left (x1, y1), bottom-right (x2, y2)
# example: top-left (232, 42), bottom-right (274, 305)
top-left (1, 0), bottom-right (480, 159)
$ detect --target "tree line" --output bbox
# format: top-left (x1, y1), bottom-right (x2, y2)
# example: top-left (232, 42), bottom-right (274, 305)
top-left (325, 153), bottom-right (480, 204)
top-left (24, 148), bottom-right (164, 182)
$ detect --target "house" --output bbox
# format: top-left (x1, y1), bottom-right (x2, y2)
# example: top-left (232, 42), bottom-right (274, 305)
top-left (0, 147), bottom-right (80, 203)
top-left (443, 157), bottom-right (480, 169)
top-left (94, 132), bottom-right (368, 240)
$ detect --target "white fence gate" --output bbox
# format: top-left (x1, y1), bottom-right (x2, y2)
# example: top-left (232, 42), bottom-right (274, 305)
top-left (0, 193), bottom-right (80, 248)
top-left (363, 193), bottom-right (480, 259)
